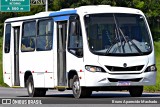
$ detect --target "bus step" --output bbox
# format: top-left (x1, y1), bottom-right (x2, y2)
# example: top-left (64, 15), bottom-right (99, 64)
top-left (55, 86), bottom-right (68, 91)
top-left (12, 86), bottom-right (21, 88)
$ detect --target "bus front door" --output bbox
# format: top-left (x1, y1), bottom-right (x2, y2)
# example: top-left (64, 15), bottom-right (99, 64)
top-left (57, 21), bottom-right (67, 86)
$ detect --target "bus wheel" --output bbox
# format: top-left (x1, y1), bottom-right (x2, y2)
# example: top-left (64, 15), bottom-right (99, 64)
top-left (72, 75), bottom-right (92, 98)
top-left (129, 86), bottom-right (143, 97)
top-left (26, 75), bottom-right (46, 97)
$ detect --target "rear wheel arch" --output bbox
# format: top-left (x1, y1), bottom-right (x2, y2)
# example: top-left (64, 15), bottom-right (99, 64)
top-left (24, 71), bottom-right (32, 87)
top-left (72, 75), bottom-right (92, 98)
top-left (68, 70), bottom-right (78, 88)
top-left (26, 75), bottom-right (47, 97)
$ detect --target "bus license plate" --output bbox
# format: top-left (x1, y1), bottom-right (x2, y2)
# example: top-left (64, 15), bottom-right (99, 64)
top-left (117, 81), bottom-right (130, 86)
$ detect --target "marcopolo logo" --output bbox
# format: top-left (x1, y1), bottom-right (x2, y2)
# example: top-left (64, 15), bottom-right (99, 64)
top-left (123, 63), bottom-right (127, 68)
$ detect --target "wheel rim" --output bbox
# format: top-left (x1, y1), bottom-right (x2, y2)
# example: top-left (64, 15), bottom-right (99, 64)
top-left (73, 78), bottom-right (80, 94)
top-left (28, 82), bottom-right (33, 94)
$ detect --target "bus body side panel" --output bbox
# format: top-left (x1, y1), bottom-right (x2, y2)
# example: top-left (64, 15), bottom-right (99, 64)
top-left (3, 23), bottom-right (12, 87)
top-left (65, 15), bottom-right (85, 86)
top-left (40, 51), bottom-right (54, 88)
top-left (53, 21), bottom-right (58, 87)
top-left (18, 18), bottom-right (54, 88)
top-left (66, 52), bottom-right (85, 85)
top-left (52, 15), bottom-right (85, 87)
top-left (19, 50), bottom-right (54, 88)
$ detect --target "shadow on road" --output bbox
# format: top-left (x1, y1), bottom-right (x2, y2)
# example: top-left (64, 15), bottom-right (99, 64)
top-left (17, 92), bottom-right (160, 98)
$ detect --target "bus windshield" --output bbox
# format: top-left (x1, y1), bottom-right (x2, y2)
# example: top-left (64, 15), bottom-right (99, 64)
top-left (84, 13), bottom-right (152, 56)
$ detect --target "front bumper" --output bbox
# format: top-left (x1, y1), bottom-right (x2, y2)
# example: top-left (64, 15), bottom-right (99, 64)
top-left (82, 71), bottom-right (156, 87)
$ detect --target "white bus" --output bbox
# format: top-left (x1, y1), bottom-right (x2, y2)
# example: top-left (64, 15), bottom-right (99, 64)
top-left (3, 5), bottom-right (157, 98)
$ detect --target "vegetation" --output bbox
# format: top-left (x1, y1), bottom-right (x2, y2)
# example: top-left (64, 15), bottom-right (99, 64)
top-left (0, 37), bottom-right (3, 86)
top-left (144, 42), bottom-right (160, 92)
top-left (0, 37), bottom-right (7, 86)
top-left (0, 0), bottom-right (160, 91)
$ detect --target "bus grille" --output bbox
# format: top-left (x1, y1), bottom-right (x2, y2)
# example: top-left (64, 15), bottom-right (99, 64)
top-left (108, 78), bottom-right (142, 82)
top-left (105, 65), bottom-right (144, 71)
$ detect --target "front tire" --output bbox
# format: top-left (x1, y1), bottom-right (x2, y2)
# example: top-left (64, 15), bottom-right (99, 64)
top-left (26, 75), bottom-right (46, 97)
top-left (72, 75), bottom-right (92, 98)
top-left (129, 86), bottom-right (143, 97)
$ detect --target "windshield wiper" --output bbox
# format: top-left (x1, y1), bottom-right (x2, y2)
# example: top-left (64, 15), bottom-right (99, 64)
top-left (113, 14), bottom-right (122, 53)
top-left (105, 28), bottom-right (143, 55)
top-left (129, 39), bottom-right (143, 55)
top-left (119, 28), bottom-right (143, 55)
top-left (105, 13), bottom-right (142, 55)
top-left (105, 14), bottom-right (122, 55)
top-left (118, 28), bottom-right (132, 52)
top-left (119, 28), bottom-right (142, 55)
top-left (105, 29), bottom-right (120, 55)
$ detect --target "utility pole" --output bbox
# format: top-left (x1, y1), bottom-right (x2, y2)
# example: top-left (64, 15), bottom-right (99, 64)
top-left (45, 0), bottom-right (48, 12)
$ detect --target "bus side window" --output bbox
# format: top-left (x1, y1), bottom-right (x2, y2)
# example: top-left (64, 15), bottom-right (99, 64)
top-left (4, 24), bottom-right (11, 53)
top-left (68, 18), bottom-right (83, 57)
top-left (21, 21), bottom-right (36, 52)
top-left (36, 19), bottom-right (53, 51)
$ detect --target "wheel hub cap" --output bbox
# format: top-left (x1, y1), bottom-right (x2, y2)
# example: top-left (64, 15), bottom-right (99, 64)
top-left (73, 80), bottom-right (80, 93)
top-left (28, 82), bottom-right (33, 93)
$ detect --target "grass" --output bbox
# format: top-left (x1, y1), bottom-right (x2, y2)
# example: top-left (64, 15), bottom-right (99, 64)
top-left (144, 42), bottom-right (160, 92)
top-left (0, 36), bottom-right (160, 91)
top-left (0, 37), bottom-right (7, 86)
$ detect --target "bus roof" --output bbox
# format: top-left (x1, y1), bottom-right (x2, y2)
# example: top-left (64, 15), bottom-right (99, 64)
top-left (76, 5), bottom-right (142, 14)
top-left (5, 5), bottom-right (143, 23)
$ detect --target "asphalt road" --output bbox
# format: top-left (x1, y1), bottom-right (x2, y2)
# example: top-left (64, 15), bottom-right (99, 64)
top-left (0, 87), bottom-right (160, 107)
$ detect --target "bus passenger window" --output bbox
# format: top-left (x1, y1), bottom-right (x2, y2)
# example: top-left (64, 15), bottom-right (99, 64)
top-left (21, 21), bottom-right (36, 52)
top-left (4, 24), bottom-right (11, 53)
top-left (68, 19), bottom-right (83, 57)
top-left (37, 19), bottom-right (53, 51)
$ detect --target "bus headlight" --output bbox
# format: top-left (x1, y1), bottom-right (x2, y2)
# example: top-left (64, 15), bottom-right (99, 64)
top-left (148, 65), bottom-right (157, 71)
top-left (145, 65), bottom-right (157, 72)
top-left (85, 65), bottom-right (106, 72)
